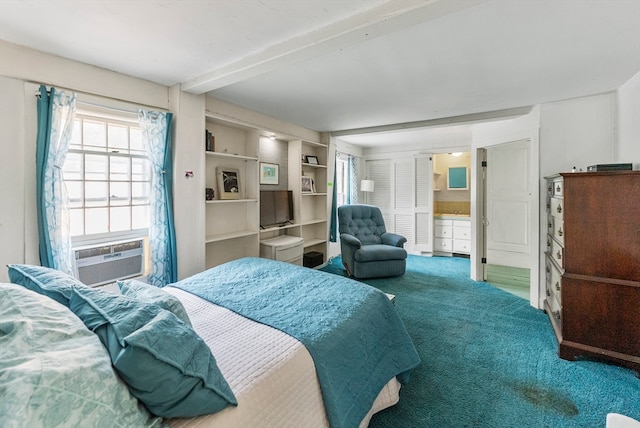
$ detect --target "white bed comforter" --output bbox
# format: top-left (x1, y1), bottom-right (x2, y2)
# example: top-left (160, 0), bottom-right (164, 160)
top-left (164, 287), bottom-right (401, 428)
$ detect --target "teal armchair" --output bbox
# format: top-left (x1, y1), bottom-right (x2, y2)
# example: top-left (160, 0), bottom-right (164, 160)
top-left (338, 204), bottom-right (407, 279)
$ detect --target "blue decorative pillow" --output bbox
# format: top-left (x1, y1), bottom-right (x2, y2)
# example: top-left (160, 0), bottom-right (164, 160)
top-left (68, 286), bottom-right (236, 418)
top-left (7, 264), bottom-right (87, 307)
top-left (118, 279), bottom-right (191, 326)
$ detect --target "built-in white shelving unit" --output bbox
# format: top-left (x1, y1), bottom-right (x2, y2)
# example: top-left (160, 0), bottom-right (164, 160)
top-left (288, 139), bottom-right (329, 265)
top-left (204, 115), bottom-right (260, 268)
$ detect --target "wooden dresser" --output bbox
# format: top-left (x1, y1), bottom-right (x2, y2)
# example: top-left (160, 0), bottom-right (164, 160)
top-left (544, 171), bottom-right (640, 374)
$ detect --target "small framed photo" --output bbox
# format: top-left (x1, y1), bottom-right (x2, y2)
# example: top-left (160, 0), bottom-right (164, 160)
top-left (217, 167), bottom-right (242, 199)
top-left (260, 162), bottom-right (279, 185)
top-left (301, 176), bottom-right (315, 193)
top-left (306, 155), bottom-right (319, 165)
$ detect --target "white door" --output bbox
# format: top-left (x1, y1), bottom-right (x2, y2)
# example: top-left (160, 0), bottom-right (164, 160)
top-left (484, 139), bottom-right (534, 270)
top-left (365, 155), bottom-right (433, 254)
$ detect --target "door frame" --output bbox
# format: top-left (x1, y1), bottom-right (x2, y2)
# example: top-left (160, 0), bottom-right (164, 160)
top-left (471, 128), bottom-right (540, 308)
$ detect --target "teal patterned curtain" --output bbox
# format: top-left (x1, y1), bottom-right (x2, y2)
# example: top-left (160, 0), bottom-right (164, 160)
top-left (329, 153), bottom-right (338, 242)
top-left (35, 85), bottom-right (77, 273)
top-left (348, 155), bottom-right (358, 204)
top-left (138, 109), bottom-right (177, 286)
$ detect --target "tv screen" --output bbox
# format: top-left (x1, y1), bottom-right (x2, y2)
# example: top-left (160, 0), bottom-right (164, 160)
top-left (260, 190), bottom-right (293, 228)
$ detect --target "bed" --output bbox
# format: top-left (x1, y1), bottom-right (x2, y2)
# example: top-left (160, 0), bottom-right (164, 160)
top-left (1, 257), bottom-right (420, 428)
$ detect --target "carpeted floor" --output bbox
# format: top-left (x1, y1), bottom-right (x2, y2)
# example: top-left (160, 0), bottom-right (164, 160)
top-left (320, 255), bottom-right (640, 428)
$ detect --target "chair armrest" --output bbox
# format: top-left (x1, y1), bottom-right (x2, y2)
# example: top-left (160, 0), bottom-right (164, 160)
top-left (340, 233), bottom-right (362, 249)
top-left (381, 232), bottom-right (407, 247)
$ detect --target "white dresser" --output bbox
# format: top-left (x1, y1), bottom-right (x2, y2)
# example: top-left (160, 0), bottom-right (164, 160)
top-left (260, 235), bottom-right (304, 265)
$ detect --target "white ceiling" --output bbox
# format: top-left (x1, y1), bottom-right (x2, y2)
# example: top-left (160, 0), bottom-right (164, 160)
top-left (1, 0), bottom-right (639, 147)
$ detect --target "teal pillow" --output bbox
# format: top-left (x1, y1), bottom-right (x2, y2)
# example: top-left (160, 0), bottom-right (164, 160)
top-left (7, 264), bottom-right (87, 307)
top-left (68, 286), bottom-right (236, 418)
top-left (117, 279), bottom-right (192, 326)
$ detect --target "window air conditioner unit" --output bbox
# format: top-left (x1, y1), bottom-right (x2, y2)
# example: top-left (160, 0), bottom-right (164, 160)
top-left (73, 239), bottom-right (145, 286)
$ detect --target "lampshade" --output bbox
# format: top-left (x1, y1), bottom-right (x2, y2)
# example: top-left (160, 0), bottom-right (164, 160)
top-left (360, 179), bottom-right (375, 192)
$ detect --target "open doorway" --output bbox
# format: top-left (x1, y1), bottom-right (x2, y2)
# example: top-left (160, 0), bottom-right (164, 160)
top-left (478, 139), bottom-right (539, 303)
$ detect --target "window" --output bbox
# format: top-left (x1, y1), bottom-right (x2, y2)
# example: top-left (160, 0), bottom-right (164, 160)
top-left (62, 109), bottom-right (151, 244)
top-left (336, 156), bottom-right (348, 207)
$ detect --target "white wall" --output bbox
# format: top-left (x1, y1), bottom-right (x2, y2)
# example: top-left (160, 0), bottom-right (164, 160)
top-left (0, 41), bottom-right (169, 282)
top-left (616, 71), bottom-right (640, 168)
top-left (539, 93), bottom-right (615, 176)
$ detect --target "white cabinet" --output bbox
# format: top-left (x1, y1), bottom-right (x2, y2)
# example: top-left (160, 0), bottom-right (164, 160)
top-left (453, 220), bottom-right (471, 254)
top-left (434, 219), bottom-right (453, 253)
top-left (260, 235), bottom-right (304, 265)
top-left (434, 218), bottom-right (470, 255)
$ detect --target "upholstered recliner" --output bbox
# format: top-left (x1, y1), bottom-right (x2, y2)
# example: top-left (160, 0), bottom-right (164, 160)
top-left (338, 204), bottom-right (407, 279)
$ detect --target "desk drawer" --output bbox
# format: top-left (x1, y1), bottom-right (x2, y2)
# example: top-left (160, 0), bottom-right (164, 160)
top-left (276, 242), bottom-right (304, 261)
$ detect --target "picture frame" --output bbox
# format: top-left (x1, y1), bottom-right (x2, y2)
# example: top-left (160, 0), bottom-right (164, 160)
top-left (305, 155), bottom-right (319, 165)
top-left (447, 166), bottom-right (468, 190)
top-left (217, 167), bottom-right (242, 199)
top-left (301, 176), bottom-right (315, 193)
top-left (259, 162), bottom-right (279, 185)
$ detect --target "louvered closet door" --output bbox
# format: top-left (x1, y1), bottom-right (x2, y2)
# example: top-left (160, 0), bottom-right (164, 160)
top-left (367, 159), bottom-right (391, 224)
top-left (366, 156), bottom-right (433, 254)
top-left (413, 155), bottom-right (433, 253)
top-left (393, 159), bottom-right (415, 249)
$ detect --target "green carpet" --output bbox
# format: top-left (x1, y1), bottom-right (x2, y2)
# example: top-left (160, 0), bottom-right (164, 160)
top-left (320, 255), bottom-right (640, 427)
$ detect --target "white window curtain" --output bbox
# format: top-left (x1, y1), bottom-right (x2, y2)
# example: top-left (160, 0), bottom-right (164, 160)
top-left (138, 109), bottom-right (177, 286)
top-left (35, 85), bottom-right (77, 273)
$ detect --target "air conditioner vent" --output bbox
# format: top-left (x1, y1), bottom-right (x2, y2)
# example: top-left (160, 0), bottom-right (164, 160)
top-left (74, 239), bottom-right (145, 286)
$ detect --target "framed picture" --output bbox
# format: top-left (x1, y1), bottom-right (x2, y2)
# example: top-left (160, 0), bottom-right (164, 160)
top-left (217, 167), bottom-right (242, 199)
top-left (447, 166), bottom-right (468, 190)
top-left (260, 162), bottom-right (279, 185)
top-left (306, 155), bottom-right (319, 165)
top-left (301, 176), bottom-right (315, 193)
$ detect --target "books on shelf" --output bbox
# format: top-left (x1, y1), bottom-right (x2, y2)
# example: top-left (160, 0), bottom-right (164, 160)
top-left (205, 130), bottom-right (215, 152)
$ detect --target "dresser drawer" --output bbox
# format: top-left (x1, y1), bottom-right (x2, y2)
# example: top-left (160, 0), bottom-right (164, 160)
top-left (453, 239), bottom-right (470, 253)
top-left (453, 225), bottom-right (470, 240)
top-left (549, 261), bottom-right (563, 304)
top-left (552, 178), bottom-right (563, 197)
top-left (434, 238), bottom-right (453, 252)
top-left (552, 218), bottom-right (564, 246)
top-left (546, 294), bottom-right (562, 324)
top-left (550, 238), bottom-right (564, 269)
top-left (550, 197), bottom-right (564, 221)
top-left (434, 225), bottom-right (452, 238)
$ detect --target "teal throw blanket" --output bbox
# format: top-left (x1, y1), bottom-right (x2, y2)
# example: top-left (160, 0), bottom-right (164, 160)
top-left (171, 257), bottom-right (420, 428)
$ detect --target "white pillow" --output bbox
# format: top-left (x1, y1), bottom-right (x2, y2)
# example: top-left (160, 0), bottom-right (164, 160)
top-left (0, 283), bottom-right (162, 428)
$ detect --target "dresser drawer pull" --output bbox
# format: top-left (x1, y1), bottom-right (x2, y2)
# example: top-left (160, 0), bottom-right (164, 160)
top-left (556, 184), bottom-right (561, 193)
top-left (557, 227), bottom-right (563, 237)
top-left (556, 204), bottom-right (562, 214)
top-left (546, 265), bottom-right (550, 273)
top-left (555, 281), bottom-right (561, 291)
top-left (556, 251), bottom-right (562, 260)
top-left (546, 289), bottom-right (551, 297)
top-left (553, 310), bottom-right (561, 321)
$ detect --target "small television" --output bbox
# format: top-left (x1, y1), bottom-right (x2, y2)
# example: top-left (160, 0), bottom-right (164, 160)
top-left (260, 190), bottom-right (293, 228)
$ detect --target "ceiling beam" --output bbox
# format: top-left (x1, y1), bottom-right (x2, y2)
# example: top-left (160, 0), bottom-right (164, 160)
top-left (330, 106), bottom-right (533, 137)
top-left (181, 0), bottom-right (488, 94)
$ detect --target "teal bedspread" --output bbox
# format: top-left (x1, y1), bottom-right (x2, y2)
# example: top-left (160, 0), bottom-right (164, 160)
top-left (171, 257), bottom-right (420, 428)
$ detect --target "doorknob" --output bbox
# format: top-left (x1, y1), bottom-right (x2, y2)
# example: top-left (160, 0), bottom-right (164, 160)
top-left (482, 218), bottom-right (490, 226)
